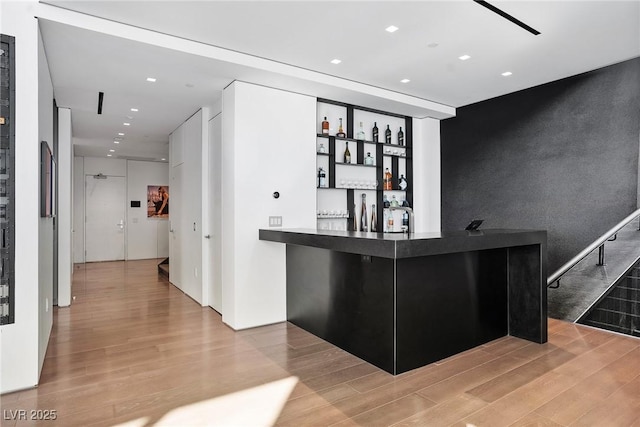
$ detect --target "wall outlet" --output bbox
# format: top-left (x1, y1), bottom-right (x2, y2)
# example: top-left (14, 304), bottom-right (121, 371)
top-left (269, 216), bottom-right (282, 227)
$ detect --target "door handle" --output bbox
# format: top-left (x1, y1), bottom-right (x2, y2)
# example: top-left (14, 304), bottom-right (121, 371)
top-left (116, 220), bottom-right (125, 230)
top-left (204, 235), bottom-right (211, 239)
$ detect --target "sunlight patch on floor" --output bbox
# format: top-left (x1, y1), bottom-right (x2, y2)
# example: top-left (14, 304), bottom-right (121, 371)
top-left (149, 376), bottom-right (299, 426)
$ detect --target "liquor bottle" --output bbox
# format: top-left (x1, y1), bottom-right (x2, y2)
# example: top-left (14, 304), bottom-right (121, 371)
top-left (385, 125), bottom-right (391, 144)
top-left (391, 195), bottom-right (400, 207)
top-left (360, 194), bottom-right (368, 232)
top-left (383, 168), bottom-right (392, 190)
top-left (371, 204), bottom-right (377, 232)
top-left (401, 197), bottom-right (410, 207)
top-left (402, 210), bottom-right (409, 228)
top-left (372, 122), bottom-right (379, 142)
top-left (336, 118), bottom-right (346, 138)
top-left (318, 167), bottom-right (326, 188)
top-left (357, 121), bottom-right (365, 140)
top-left (383, 194), bottom-right (390, 208)
top-left (399, 174), bottom-right (408, 191)
top-left (344, 141), bottom-right (351, 164)
top-left (387, 212), bottom-right (394, 232)
top-left (318, 143), bottom-right (326, 153)
top-left (322, 117), bottom-right (329, 135)
top-left (364, 152), bottom-right (374, 166)
top-left (398, 126), bottom-right (404, 146)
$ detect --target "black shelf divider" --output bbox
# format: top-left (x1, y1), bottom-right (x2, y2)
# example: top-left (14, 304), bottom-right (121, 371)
top-left (405, 116), bottom-right (414, 208)
top-left (328, 136), bottom-right (336, 189)
top-left (347, 189), bottom-right (355, 231)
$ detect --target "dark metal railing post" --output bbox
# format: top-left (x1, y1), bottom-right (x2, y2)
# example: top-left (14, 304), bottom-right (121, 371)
top-left (597, 244), bottom-right (606, 266)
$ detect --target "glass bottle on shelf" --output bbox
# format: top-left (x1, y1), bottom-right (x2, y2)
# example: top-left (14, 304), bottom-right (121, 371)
top-left (399, 174), bottom-right (408, 190)
top-left (322, 117), bottom-right (329, 135)
top-left (372, 122), bottom-right (379, 142)
top-left (357, 121), bottom-right (365, 140)
top-left (317, 167), bottom-right (326, 188)
top-left (391, 195), bottom-right (400, 207)
top-left (402, 210), bottom-right (409, 229)
top-left (360, 194), bottom-right (368, 232)
top-left (336, 118), bottom-right (346, 137)
top-left (383, 168), bottom-right (392, 190)
top-left (385, 125), bottom-right (392, 144)
top-left (402, 197), bottom-right (410, 207)
top-left (318, 143), bottom-right (326, 153)
top-left (364, 152), bottom-right (374, 166)
top-left (344, 141), bottom-right (351, 164)
top-left (383, 194), bottom-right (390, 208)
top-left (398, 127), bottom-right (404, 146)
top-left (371, 204), bottom-right (377, 232)
top-left (387, 212), bottom-right (394, 232)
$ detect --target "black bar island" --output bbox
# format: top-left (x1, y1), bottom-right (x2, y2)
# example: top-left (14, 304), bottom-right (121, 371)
top-left (259, 228), bottom-right (547, 375)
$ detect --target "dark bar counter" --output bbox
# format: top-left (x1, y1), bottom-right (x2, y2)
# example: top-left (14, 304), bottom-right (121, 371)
top-left (259, 228), bottom-right (547, 374)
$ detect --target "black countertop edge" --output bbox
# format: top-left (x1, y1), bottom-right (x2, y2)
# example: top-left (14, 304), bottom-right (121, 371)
top-left (259, 228), bottom-right (547, 259)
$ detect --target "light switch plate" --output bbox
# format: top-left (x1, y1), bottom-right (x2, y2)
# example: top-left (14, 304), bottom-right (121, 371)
top-left (269, 216), bottom-right (282, 227)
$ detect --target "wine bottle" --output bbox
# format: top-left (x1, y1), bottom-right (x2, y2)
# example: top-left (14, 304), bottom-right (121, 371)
top-left (385, 125), bottom-right (391, 144)
top-left (401, 197), bottom-right (410, 207)
top-left (357, 121), bottom-right (365, 140)
top-left (398, 127), bottom-right (404, 146)
top-left (383, 194), bottom-right (390, 208)
top-left (371, 204), bottom-right (377, 232)
top-left (360, 194), bottom-right (368, 232)
top-left (402, 210), bottom-right (409, 228)
top-left (372, 122), bottom-right (379, 142)
top-left (383, 168), bottom-right (392, 191)
top-left (322, 117), bottom-right (329, 135)
top-left (399, 174), bottom-right (408, 191)
top-left (336, 118), bottom-right (346, 138)
top-left (344, 141), bottom-right (351, 164)
top-left (318, 167), bottom-right (326, 188)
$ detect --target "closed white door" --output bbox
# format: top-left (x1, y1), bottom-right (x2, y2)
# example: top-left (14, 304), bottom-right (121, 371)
top-left (169, 163), bottom-right (183, 289)
top-left (85, 175), bottom-right (126, 262)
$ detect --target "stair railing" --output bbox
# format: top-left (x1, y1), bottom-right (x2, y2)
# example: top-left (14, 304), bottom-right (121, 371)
top-left (547, 208), bottom-right (640, 288)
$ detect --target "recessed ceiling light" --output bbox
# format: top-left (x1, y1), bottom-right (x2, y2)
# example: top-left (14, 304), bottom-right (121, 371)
top-left (385, 25), bottom-right (399, 33)
top-left (502, 71), bottom-right (513, 76)
top-left (400, 79), bottom-right (410, 83)
top-left (330, 59), bottom-right (341, 65)
top-left (107, 154), bottom-right (112, 157)
top-left (109, 149), bottom-right (115, 152)
top-left (123, 122), bottom-right (130, 126)
top-left (118, 132), bottom-right (124, 136)
top-left (161, 158), bottom-right (166, 161)
top-left (130, 108), bottom-right (138, 112)
top-left (113, 141), bottom-right (120, 144)
top-left (459, 55), bottom-right (471, 61)
top-left (146, 77), bottom-right (156, 82)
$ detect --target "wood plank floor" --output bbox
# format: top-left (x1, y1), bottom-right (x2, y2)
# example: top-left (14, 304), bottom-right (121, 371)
top-left (2, 259), bottom-right (639, 426)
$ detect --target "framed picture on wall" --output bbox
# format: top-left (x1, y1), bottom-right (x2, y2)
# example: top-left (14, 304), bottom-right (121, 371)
top-left (40, 141), bottom-right (52, 217)
top-left (147, 185), bottom-right (169, 218)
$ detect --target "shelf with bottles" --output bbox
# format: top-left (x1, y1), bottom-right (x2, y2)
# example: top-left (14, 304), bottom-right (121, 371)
top-left (317, 98), bottom-right (412, 233)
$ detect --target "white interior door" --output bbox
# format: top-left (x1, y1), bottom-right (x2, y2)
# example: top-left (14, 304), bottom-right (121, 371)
top-left (169, 163), bottom-right (183, 289)
top-left (85, 175), bottom-right (126, 262)
top-left (208, 114), bottom-right (222, 313)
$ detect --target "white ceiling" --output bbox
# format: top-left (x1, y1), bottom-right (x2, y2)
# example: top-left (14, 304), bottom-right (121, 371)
top-left (39, 1), bottom-right (640, 160)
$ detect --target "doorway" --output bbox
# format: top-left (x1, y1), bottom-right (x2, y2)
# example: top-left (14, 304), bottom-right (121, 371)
top-left (85, 174), bottom-right (126, 262)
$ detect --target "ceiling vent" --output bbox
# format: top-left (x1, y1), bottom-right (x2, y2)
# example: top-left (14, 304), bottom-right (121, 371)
top-left (116, 155), bottom-right (162, 162)
top-left (97, 91), bottom-right (104, 114)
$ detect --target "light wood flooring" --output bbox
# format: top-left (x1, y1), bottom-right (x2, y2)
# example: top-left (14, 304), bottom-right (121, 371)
top-left (2, 259), bottom-right (640, 426)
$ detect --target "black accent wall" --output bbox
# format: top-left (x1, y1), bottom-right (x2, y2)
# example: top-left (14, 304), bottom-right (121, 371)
top-left (441, 58), bottom-right (640, 273)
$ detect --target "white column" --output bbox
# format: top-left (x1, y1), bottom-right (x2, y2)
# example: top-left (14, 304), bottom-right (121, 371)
top-left (412, 117), bottom-right (442, 233)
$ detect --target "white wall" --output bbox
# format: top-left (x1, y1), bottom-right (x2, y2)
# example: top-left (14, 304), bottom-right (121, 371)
top-left (222, 82), bottom-right (316, 330)
top-left (57, 108), bottom-right (72, 307)
top-left (0, 0), bottom-right (42, 394)
top-left (413, 117), bottom-right (441, 233)
top-left (72, 156), bottom-right (84, 263)
top-left (73, 157), bottom-right (170, 263)
top-left (169, 110), bottom-right (205, 304)
top-left (207, 114), bottom-right (223, 312)
top-left (37, 21), bottom-right (55, 380)
top-left (126, 160), bottom-right (169, 260)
